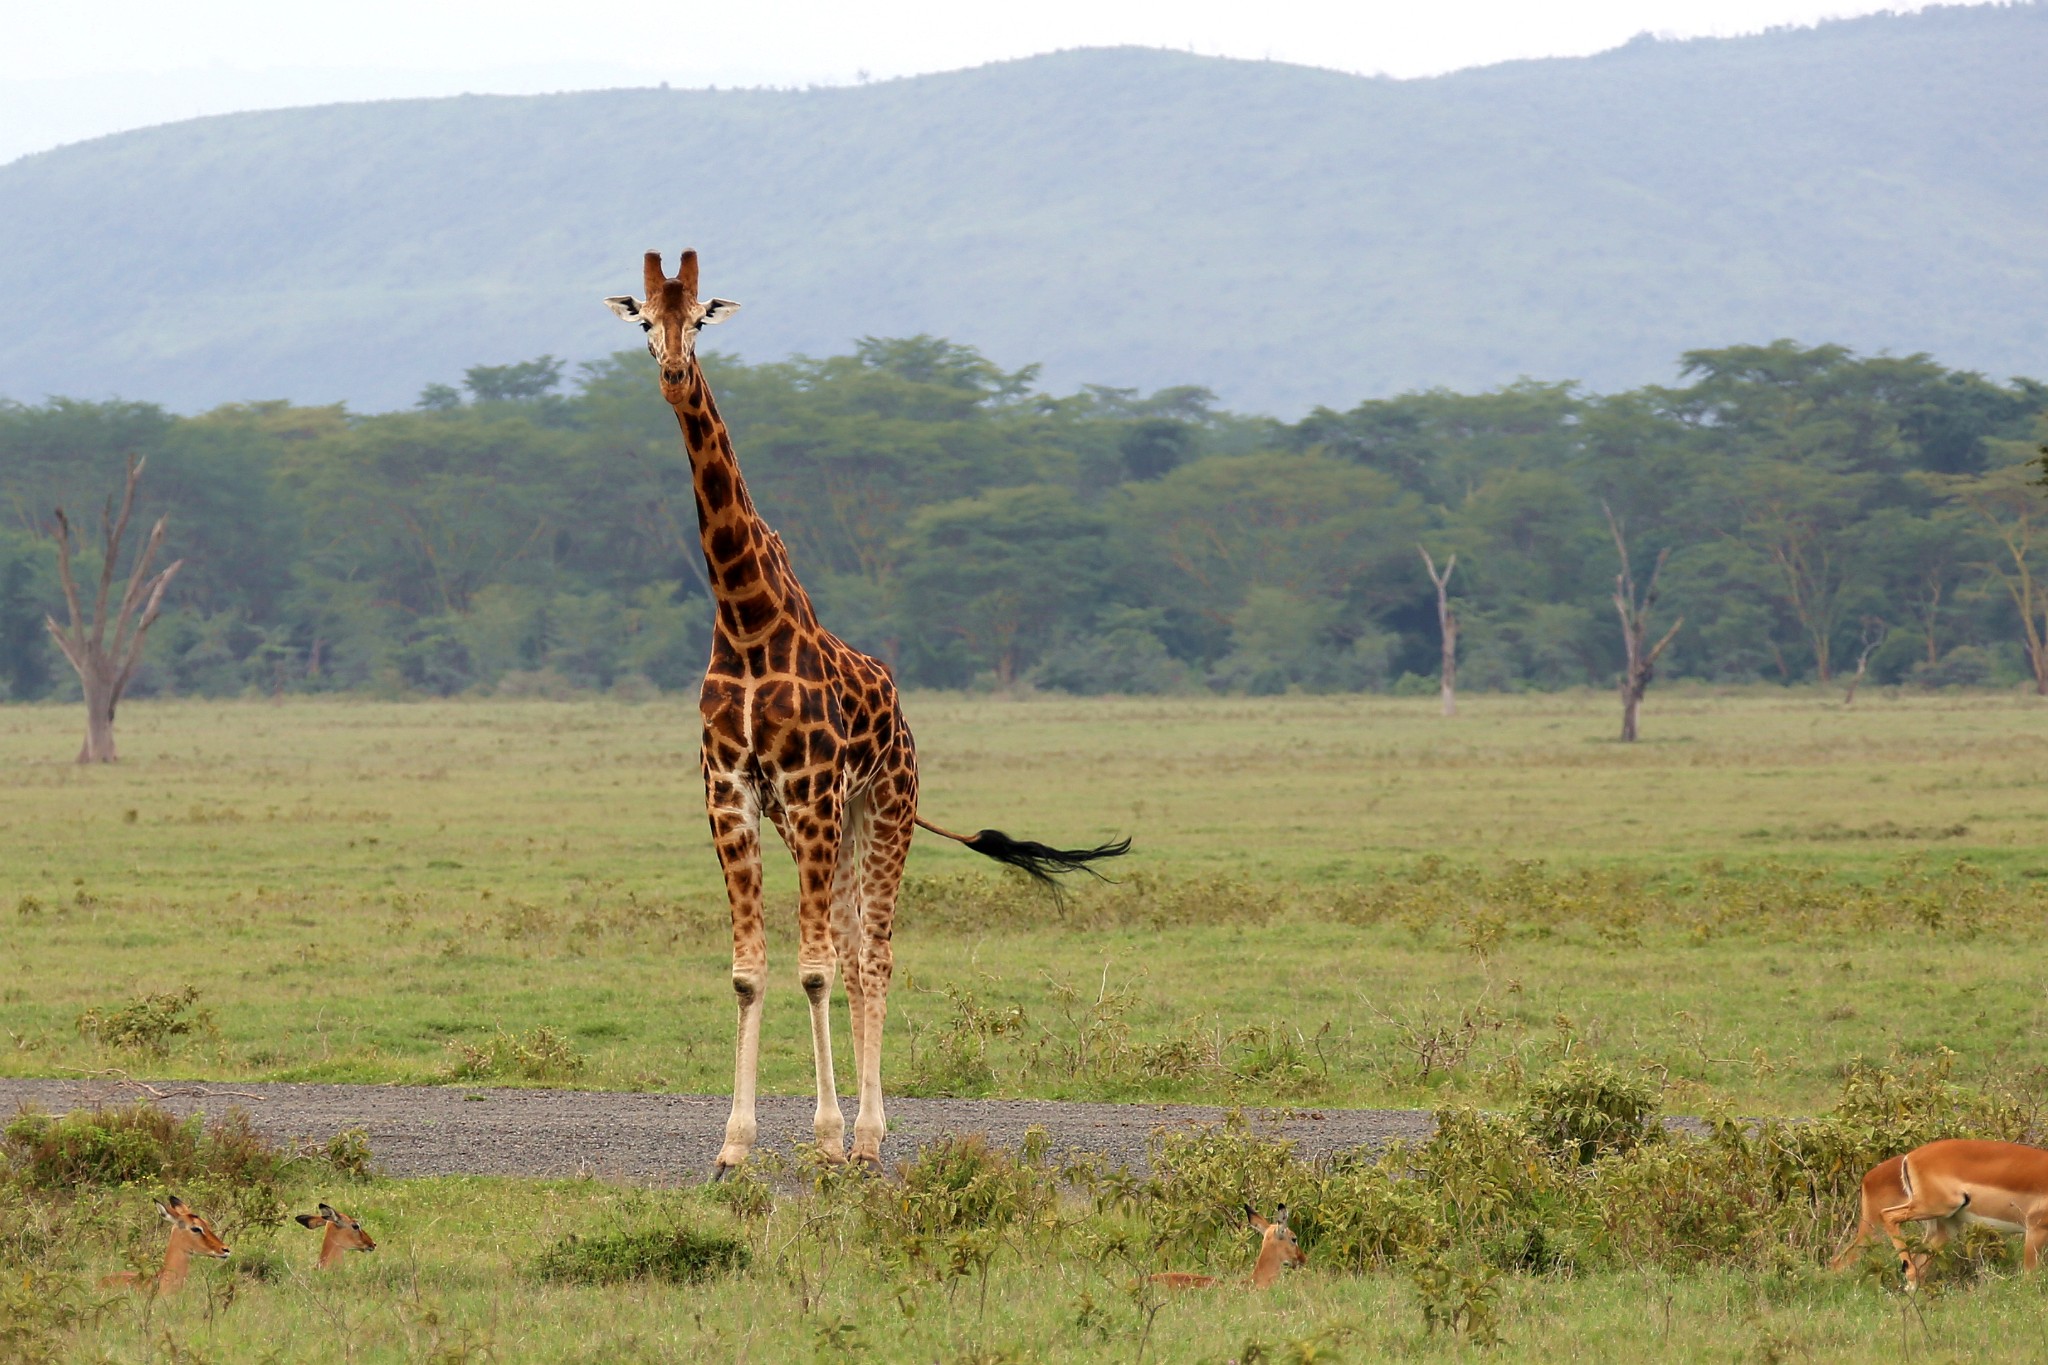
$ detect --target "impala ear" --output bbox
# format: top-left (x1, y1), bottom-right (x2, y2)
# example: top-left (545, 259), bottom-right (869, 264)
top-left (296, 1214), bottom-right (324, 1229)
top-left (699, 298), bottom-right (740, 326)
top-left (603, 295), bottom-right (647, 324)
top-left (319, 1203), bottom-right (344, 1224)
top-left (1245, 1203), bottom-right (1270, 1232)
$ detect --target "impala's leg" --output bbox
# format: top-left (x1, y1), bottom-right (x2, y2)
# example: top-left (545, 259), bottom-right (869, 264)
top-left (2025, 1208), bottom-right (2048, 1273)
top-left (792, 803), bottom-right (847, 1161)
top-left (1883, 1193), bottom-right (1961, 1290)
top-left (849, 776), bottom-right (915, 1172)
top-left (708, 774), bottom-right (768, 1178)
top-left (1828, 1203), bottom-right (1876, 1271)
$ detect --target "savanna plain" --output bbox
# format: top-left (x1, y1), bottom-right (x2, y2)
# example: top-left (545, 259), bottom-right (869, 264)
top-left (4, 689), bottom-right (2048, 1362)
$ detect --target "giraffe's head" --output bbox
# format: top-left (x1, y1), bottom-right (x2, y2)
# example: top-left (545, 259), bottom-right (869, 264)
top-left (604, 250), bottom-right (740, 400)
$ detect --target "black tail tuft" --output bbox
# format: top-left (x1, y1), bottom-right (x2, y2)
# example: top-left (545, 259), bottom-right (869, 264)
top-left (961, 828), bottom-right (1132, 904)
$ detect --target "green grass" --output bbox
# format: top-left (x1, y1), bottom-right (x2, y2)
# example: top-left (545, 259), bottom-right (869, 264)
top-left (4, 689), bottom-right (2047, 1114)
top-left (7, 688), bottom-right (2048, 1363)
top-left (14, 1139), bottom-right (2048, 1365)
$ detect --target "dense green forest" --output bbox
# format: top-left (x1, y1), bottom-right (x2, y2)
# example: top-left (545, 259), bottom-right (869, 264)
top-left (2, 336), bottom-right (2045, 702)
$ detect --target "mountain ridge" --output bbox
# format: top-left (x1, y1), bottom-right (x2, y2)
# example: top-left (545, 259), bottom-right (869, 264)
top-left (3, 4), bottom-right (2045, 415)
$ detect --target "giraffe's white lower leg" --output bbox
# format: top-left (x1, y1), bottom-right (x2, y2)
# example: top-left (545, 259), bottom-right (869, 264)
top-left (851, 990), bottom-right (888, 1170)
top-left (801, 961), bottom-right (845, 1159)
top-left (716, 973), bottom-right (765, 1174)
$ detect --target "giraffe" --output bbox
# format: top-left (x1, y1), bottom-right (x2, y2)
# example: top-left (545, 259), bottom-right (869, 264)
top-left (605, 250), bottom-right (1129, 1176)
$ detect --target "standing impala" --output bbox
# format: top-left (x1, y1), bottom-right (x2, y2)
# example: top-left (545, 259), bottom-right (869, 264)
top-left (295, 1203), bottom-right (376, 1268)
top-left (98, 1196), bottom-right (230, 1293)
top-left (1881, 1139), bottom-right (2048, 1289)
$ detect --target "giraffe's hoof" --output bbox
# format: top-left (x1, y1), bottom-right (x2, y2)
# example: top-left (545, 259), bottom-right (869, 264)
top-left (710, 1161), bottom-right (741, 1184)
top-left (852, 1153), bottom-right (885, 1179)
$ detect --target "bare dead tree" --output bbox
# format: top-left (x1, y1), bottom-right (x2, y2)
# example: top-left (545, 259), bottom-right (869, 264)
top-left (1842, 616), bottom-right (1886, 706)
top-left (1418, 545), bottom-right (1458, 717)
top-left (1605, 503), bottom-right (1682, 743)
top-left (44, 455), bottom-right (184, 763)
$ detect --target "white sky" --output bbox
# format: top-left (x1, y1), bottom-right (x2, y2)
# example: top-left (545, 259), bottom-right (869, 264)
top-left (0, 0), bottom-right (1953, 166)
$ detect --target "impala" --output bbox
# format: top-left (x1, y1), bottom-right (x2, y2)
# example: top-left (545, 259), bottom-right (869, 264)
top-left (1881, 1139), bottom-right (2048, 1289)
top-left (98, 1196), bottom-right (229, 1293)
top-left (1151, 1204), bottom-right (1307, 1290)
top-left (295, 1203), bottom-right (376, 1268)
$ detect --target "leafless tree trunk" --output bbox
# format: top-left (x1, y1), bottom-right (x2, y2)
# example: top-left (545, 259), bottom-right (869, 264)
top-left (1606, 504), bottom-right (1682, 743)
top-left (44, 455), bottom-right (183, 763)
top-left (1841, 617), bottom-right (1885, 706)
top-left (1418, 545), bottom-right (1457, 717)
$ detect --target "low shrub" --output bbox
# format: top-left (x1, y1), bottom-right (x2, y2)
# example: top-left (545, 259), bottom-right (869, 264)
top-left (1517, 1058), bottom-right (1662, 1164)
top-left (534, 1224), bottom-right (749, 1285)
top-left (864, 1135), bottom-right (1058, 1250)
top-left (445, 1026), bottom-right (587, 1082)
top-left (0, 1267), bottom-right (97, 1365)
top-left (2, 1105), bottom-right (290, 1193)
top-left (74, 986), bottom-right (213, 1057)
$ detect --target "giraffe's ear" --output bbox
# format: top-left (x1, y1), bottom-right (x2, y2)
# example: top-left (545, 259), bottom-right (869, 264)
top-left (699, 298), bottom-right (741, 326)
top-left (603, 295), bottom-right (647, 324)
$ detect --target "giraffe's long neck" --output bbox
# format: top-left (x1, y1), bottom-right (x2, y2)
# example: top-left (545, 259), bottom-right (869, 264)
top-left (668, 360), bottom-right (817, 642)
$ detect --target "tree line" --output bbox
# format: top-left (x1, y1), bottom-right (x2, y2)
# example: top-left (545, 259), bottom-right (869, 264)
top-left (2, 336), bottom-right (2045, 704)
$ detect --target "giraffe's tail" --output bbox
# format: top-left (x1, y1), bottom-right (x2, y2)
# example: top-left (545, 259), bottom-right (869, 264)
top-left (913, 816), bottom-right (1131, 902)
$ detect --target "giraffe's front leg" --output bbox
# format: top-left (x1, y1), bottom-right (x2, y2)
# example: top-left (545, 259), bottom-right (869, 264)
top-left (707, 775), bottom-right (767, 1179)
top-left (792, 800), bottom-right (847, 1162)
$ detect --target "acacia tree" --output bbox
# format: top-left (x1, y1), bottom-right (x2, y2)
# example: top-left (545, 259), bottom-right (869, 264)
top-left (1930, 458), bottom-right (2048, 695)
top-left (1605, 504), bottom-right (1681, 742)
top-left (1841, 616), bottom-right (1886, 706)
top-left (44, 455), bottom-right (183, 762)
top-left (1417, 545), bottom-right (1458, 716)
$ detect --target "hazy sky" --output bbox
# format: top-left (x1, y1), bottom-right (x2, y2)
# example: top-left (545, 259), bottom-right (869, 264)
top-left (1, 0), bottom-right (1950, 165)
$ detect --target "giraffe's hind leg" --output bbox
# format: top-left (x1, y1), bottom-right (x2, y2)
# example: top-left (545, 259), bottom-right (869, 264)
top-left (849, 775), bottom-right (916, 1172)
top-left (829, 791), bottom-right (874, 1162)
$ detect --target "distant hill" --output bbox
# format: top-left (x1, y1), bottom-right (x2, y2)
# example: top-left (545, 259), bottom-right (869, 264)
top-left (3, 4), bottom-right (2047, 416)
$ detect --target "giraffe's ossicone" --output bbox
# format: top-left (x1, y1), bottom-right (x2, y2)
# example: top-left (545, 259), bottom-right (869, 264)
top-left (606, 251), bottom-right (1129, 1175)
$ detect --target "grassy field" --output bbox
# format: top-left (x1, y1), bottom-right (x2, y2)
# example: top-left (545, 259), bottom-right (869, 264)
top-left (4, 688), bottom-right (2046, 1113)
top-left (33, 1177), bottom-right (2048, 1365)
top-left (6, 687), bottom-right (2048, 1362)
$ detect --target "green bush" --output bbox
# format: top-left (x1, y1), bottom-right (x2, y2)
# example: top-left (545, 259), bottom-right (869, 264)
top-left (3, 1105), bottom-right (287, 1192)
top-left (864, 1135), bottom-right (1056, 1248)
top-left (74, 986), bottom-right (213, 1056)
top-left (445, 1026), bottom-right (588, 1082)
top-left (1517, 1058), bottom-right (1662, 1164)
top-left (534, 1224), bottom-right (750, 1285)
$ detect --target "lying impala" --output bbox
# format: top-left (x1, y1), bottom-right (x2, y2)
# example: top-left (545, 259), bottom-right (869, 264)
top-left (1151, 1204), bottom-right (1307, 1290)
top-left (1878, 1139), bottom-right (2048, 1289)
top-left (295, 1203), bottom-right (376, 1267)
top-left (99, 1195), bottom-right (230, 1293)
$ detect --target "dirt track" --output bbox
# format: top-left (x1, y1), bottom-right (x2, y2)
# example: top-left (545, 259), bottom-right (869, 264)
top-left (0, 1078), bottom-right (1436, 1181)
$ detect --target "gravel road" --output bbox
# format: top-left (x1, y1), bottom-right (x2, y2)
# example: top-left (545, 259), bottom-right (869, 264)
top-left (0, 1078), bottom-right (1435, 1182)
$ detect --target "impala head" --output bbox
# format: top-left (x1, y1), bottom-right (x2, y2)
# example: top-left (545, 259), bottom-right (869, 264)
top-left (1246, 1203), bottom-right (1306, 1284)
top-left (296, 1202), bottom-right (376, 1260)
top-left (161, 1196), bottom-right (230, 1259)
top-left (604, 250), bottom-right (740, 399)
